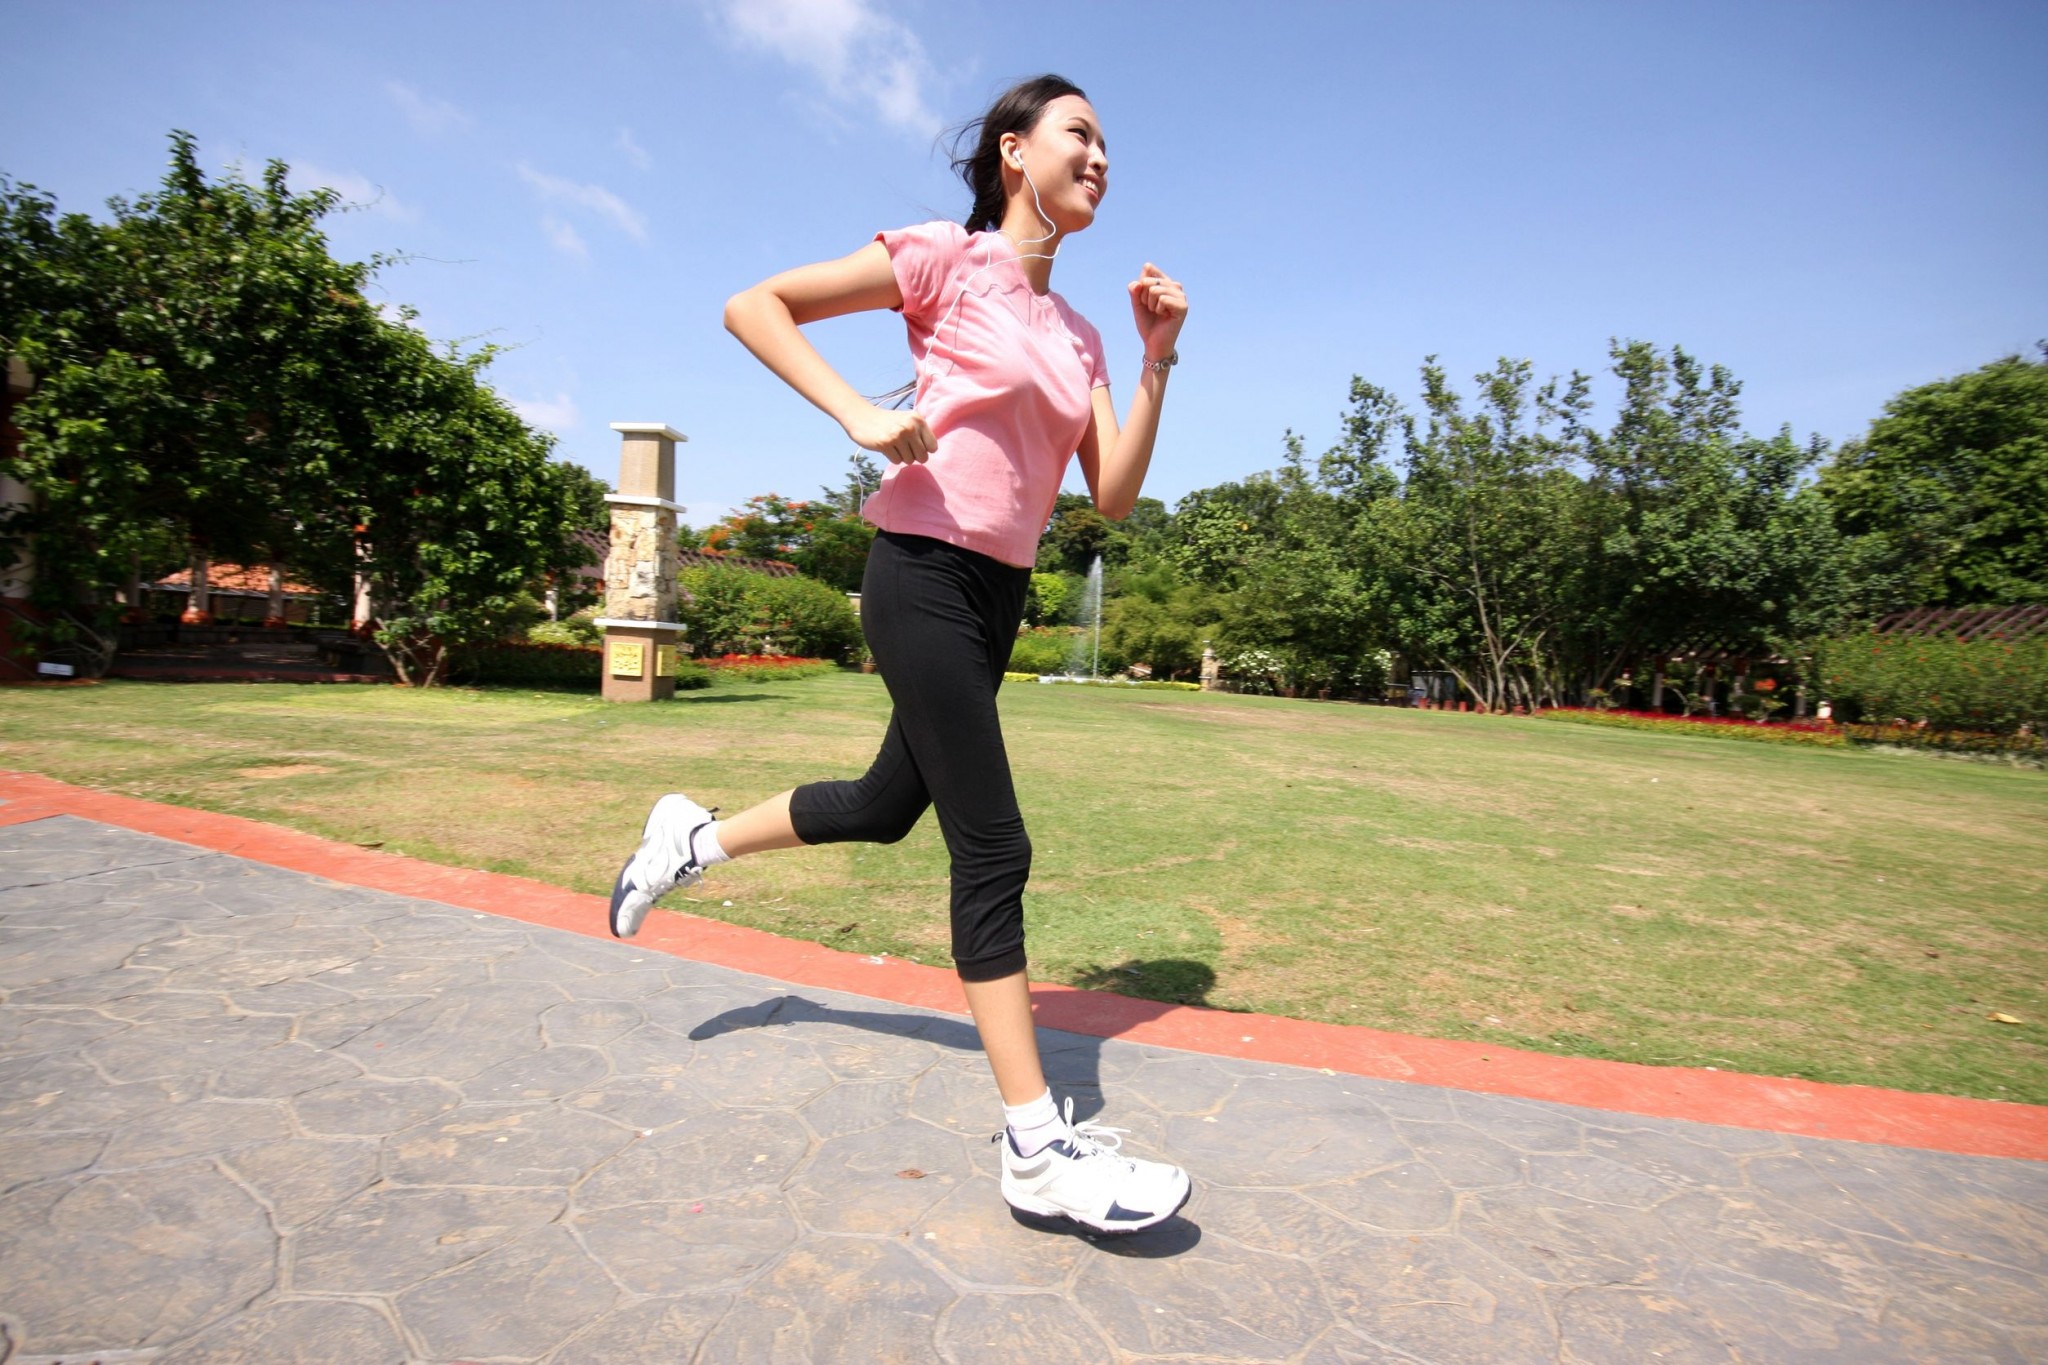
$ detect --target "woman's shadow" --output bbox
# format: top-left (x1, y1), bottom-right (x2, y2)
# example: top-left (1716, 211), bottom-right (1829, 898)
top-left (687, 959), bottom-right (1216, 1256)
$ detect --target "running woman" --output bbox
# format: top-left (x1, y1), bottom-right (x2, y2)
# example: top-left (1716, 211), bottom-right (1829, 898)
top-left (609, 74), bottom-right (1190, 1235)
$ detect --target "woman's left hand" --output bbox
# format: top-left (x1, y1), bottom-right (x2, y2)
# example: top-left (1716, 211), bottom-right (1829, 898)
top-left (1128, 263), bottom-right (1187, 364)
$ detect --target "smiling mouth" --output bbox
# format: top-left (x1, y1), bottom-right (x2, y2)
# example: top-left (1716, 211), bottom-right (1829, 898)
top-left (1079, 176), bottom-right (1103, 202)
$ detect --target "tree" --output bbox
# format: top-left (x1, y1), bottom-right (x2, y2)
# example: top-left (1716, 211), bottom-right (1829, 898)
top-left (1819, 351), bottom-right (2048, 610)
top-left (1037, 489), bottom-right (1125, 574)
top-left (2, 133), bottom-right (586, 683)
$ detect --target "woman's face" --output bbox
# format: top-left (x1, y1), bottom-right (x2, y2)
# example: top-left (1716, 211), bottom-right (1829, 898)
top-left (1005, 94), bottom-right (1109, 233)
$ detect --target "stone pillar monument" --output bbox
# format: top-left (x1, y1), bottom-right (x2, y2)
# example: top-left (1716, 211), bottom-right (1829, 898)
top-left (181, 553), bottom-right (213, 625)
top-left (264, 563), bottom-right (288, 628)
top-left (1200, 642), bottom-right (1222, 692)
top-left (597, 422), bottom-right (687, 702)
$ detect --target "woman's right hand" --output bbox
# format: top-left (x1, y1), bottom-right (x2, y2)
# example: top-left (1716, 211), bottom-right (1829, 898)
top-left (842, 404), bottom-right (937, 465)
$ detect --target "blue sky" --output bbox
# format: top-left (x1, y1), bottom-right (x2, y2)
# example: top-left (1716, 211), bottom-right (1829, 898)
top-left (6, 0), bottom-right (2044, 525)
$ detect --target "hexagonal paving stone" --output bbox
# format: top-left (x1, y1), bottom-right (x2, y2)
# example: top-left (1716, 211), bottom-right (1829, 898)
top-left (1313, 1232), bottom-right (1558, 1362)
top-left (565, 1072), bottom-right (711, 1132)
top-left (98, 1097), bottom-right (294, 1167)
top-left (696, 1238), bottom-right (956, 1362)
top-left (208, 1041), bottom-right (363, 1100)
top-left (84, 1013), bottom-right (293, 1084)
top-left (1392, 1117), bottom-right (1531, 1190)
top-left (222, 1137), bottom-right (380, 1227)
top-left (395, 1224), bottom-right (617, 1360)
top-left (1305, 1160), bottom-right (1459, 1234)
top-left (573, 1186), bottom-right (799, 1293)
top-left (331, 980), bottom-right (545, 1080)
top-left (576, 1108), bottom-right (812, 1209)
top-left (939, 1291), bottom-right (1116, 1360)
top-left (1195, 1186), bottom-right (1367, 1260)
top-left (1073, 1230), bottom-right (1334, 1360)
top-left (0, 1161), bottom-right (275, 1355)
top-left (291, 1074), bottom-right (463, 1137)
top-left (911, 1173), bottom-right (1093, 1290)
top-left (0, 1131), bottom-right (103, 1193)
top-left (460, 1043), bottom-right (612, 1102)
top-left (291, 1185), bottom-right (563, 1294)
top-left (685, 1028), bottom-right (836, 1109)
top-left (1166, 1085), bottom-right (1413, 1188)
top-left (788, 1116), bottom-right (976, 1235)
top-left (153, 1298), bottom-right (407, 1364)
top-left (799, 1076), bottom-right (917, 1140)
top-left (382, 1101), bottom-right (633, 1188)
top-left (551, 1294), bottom-right (735, 1363)
top-left (1553, 1285), bottom-right (1737, 1364)
top-left (540, 997), bottom-right (644, 1046)
top-left (1461, 1184), bottom-right (1690, 1289)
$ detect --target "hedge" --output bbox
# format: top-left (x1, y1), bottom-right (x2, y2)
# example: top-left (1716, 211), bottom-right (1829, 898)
top-left (448, 641), bottom-right (601, 689)
top-left (1812, 630), bottom-right (2047, 735)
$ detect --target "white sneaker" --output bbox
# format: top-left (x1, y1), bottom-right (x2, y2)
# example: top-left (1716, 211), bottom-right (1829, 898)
top-left (608, 793), bottom-right (716, 938)
top-left (999, 1099), bottom-right (1191, 1234)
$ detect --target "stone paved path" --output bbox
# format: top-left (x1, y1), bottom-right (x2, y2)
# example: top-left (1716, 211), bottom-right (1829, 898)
top-left (1, 815), bottom-right (2044, 1363)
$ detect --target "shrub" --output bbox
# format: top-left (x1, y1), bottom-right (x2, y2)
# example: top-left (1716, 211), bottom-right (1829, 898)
top-left (1007, 625), bottom-right (1125, 676)
top-left (1003, 671), bottom-right (1037, 683)
top-left (1009, 627), bottom-right (1076, 675)
top-left (678, 565), bottom-right (861, 661)
top-left (747, 574), bottom-right (863, 661)
top-left (1813, 630), bottom-right (2048, 735)
top-left (447, 641), bottom-right (601, 690)
top-left (527, 608), bottom-right (602, 647)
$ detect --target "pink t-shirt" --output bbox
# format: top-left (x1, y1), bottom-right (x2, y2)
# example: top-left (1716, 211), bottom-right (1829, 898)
top-left (860, 221), bottom-right (1110, 569)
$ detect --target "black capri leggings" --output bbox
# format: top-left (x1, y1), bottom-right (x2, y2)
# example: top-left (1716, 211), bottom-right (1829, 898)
top-left (788, 531), bottom-right (1034, 982)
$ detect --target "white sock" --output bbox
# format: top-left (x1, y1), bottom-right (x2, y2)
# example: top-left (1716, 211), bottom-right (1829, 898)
top-left (1003, 1089), bottom-right (1068, 1157)
top-left (690, 821), bottom-right (732, 867)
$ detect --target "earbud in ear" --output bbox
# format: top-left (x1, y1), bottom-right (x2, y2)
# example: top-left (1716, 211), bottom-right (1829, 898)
top-left (1009, 150), bottom-right (1024, 169)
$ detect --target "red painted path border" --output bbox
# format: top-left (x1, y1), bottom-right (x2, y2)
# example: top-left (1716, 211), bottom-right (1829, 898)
top-left (3, 768), bottom-right (2042, 1163)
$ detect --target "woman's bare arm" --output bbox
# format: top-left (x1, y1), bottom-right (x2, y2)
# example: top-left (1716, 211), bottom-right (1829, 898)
top-left (723, 242), bottom-right (937, 465)
top-left (1076, 263), bottom-right (1187, 518)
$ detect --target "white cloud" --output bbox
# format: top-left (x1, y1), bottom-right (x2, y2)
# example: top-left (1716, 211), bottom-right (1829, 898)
top-left (709, 0), bottom-right (941, 136)
top-left (288, 162), bottom-right (416, 221)
top-left (387, 81), bottom-right (473, 137)
top-left (540, 215), bottom-right (589, 259)
top-left (618, 126), bottom-right (653, 170)
top-left (506, 390), bottom-right (581, 432)
top-left (517, 163), bottom-right (649, 241)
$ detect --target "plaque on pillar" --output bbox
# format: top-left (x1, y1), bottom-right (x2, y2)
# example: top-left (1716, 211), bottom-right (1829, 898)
top-left (601, 422), bottom-right (688, 701)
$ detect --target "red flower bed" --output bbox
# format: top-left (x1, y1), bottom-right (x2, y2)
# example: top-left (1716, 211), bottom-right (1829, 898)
top-left (699, 653), bottom-right (834, 681)
top-left (1548, 707), bottom-right (1831, 732)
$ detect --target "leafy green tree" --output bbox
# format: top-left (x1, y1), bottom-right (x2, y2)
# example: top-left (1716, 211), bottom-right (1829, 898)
top-left (1818, 351), bottom-right (2048, 610)
top-left (1037, 489), bottom-right (1126, 574)
top-left (2, 134), bottom-right (586, 683)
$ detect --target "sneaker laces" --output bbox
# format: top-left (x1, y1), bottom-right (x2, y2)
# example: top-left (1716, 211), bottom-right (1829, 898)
top-left (1059, 1098), bottom-right (1136, 1172)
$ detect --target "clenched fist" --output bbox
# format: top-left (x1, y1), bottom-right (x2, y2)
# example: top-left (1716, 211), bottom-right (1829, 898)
top-left (842, 404), bottom-right (938, 465)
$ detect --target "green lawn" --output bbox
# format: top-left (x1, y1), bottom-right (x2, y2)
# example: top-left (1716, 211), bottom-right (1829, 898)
top-left (4, 674), bottom-right (2043, 1104)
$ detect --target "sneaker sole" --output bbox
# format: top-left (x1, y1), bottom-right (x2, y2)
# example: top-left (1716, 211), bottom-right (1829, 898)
top-left (1004, 1176), bottom-right (1193, 1236)
top-left (608, 859), bottom-right (649, 939)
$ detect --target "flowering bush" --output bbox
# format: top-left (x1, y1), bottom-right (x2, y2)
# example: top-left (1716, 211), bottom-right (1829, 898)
top-left (1813, 631), bottom-right (2047, 736)
top-left (1537, 708), bottom-right (1847, 748)
top-left (701, 653), bottom-right (834, 683)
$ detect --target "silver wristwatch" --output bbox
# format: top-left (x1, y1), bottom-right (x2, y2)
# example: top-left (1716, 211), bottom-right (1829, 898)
top-left (1141, 349), bottom-right (1179, 374)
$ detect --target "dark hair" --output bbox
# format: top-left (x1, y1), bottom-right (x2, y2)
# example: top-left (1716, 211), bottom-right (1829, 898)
top-left (949, 74), bottom-right (1087, 234)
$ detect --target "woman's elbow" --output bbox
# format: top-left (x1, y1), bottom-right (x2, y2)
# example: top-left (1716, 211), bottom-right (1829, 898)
top-left (721, 288), bottom-right (755, 337)
top-left (1096, 496), bottom-right (1135, 522)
